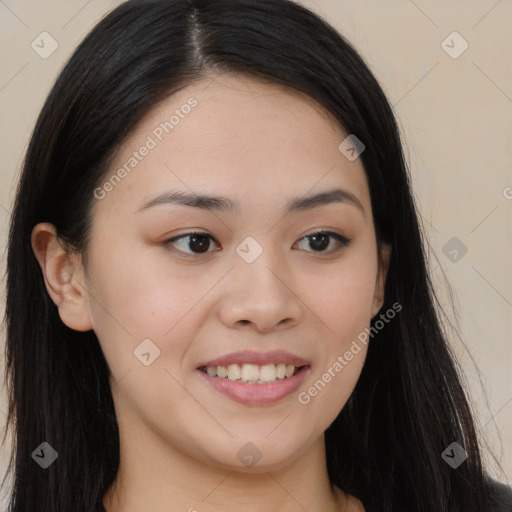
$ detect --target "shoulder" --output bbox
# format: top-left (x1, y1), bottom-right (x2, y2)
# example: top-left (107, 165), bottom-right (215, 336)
top-left (487, 478), bottom-right (512, 512)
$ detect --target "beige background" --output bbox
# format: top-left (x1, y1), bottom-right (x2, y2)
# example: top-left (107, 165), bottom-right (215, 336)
top-left (0, 0), bottom-right (510, 507)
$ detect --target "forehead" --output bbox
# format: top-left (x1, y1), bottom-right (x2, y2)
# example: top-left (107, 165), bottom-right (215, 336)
top-left (92, 73), bottom-right (370, 218)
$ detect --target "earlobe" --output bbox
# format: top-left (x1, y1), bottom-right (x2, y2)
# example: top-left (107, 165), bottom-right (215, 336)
top-left (31, 222), bottom-right (94, 332)
top-left (371, 242), bottom-right (392, 319)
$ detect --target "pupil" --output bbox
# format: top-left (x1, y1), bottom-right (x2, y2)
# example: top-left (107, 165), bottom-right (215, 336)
top-left (187, 234), bottom-right (331, 253)
top-left (190, 234), bottom-right (210, 253)
top-left (310, 233), bottom-right (329, 251)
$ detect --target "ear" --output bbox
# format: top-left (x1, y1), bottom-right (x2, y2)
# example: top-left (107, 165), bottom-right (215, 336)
top-left (371, 242), bottom-right (392, 319)
top-left (31, 222), bottom-right (94, 332)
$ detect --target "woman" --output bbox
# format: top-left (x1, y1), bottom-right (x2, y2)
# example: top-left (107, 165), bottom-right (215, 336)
top-left (3, 0), bottom-right (511, 511)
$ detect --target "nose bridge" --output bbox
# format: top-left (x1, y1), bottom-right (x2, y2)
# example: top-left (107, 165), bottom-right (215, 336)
top-left (234, 234), bottom-right (289, 298)
top-left (244, 260), bottom-right (282, 294)
top-left (218, 234), bottom-right (303, 331)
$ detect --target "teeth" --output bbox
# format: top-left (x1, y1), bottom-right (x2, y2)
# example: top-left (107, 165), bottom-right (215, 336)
top-left (203, 363), bottom-right (300, 383)
top-left (260, 364), bottom-right (277, 382)
top-left (216, 366), bottom-right (228, 378)
top-left (241, 364), bottom-right (259, 382)
top-left (227, 364), bottom-right (241, 381)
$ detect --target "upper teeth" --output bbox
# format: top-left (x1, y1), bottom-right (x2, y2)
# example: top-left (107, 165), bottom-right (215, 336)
top-left (204, 363), bottom-right (297, 383)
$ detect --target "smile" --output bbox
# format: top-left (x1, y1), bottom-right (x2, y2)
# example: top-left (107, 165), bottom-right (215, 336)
top-left (198, 363), bottom-right (303, 384)
top-left (197, 365), bottom-right (310, 406)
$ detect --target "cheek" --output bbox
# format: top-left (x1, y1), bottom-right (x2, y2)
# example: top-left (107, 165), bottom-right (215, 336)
top-left (302, 252), bottom-right (378, 342)
top-left (87, 262), bottom-right (194, 423)
top-left (297, 345), bottom-right (366, 434)
top-left (296, 263), bottom-right (374, 425)
top-left (295, 247), bottom-right (376, 415)
top-left (85, 240), bottom-right (188, 374)
top-left (88, 238), bottom-right (181, 328)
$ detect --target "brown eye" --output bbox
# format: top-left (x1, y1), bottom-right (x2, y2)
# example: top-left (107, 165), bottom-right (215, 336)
top-left (295, 231), bottom-right (351, 253)
top-left (164, 232), bottom-right (219, 255)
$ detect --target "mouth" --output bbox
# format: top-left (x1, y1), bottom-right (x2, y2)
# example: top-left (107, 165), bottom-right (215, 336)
top-left (196, 363), bottom-right (311, 406)
top-left (195, 350), bottom-right (311, 405)
top-left (197, 362), bottom-right (308, 384)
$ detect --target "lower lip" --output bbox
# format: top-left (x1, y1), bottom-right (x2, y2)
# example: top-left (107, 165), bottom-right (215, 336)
top-left (197, 366), bottom-right (310, 406)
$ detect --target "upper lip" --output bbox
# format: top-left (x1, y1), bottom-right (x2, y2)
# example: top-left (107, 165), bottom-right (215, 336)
top-left (197, 350), bottom-right (311, 368)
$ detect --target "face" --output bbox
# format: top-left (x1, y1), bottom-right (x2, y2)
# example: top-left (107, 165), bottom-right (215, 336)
top-left (38, 73), bottom-right (390, 472)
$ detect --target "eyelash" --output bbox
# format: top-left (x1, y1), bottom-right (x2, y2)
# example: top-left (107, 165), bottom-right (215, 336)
top-left (163, 230), bottom-right (351, 258)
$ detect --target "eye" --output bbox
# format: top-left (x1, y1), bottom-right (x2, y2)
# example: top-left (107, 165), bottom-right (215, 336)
top-left (163, 230), bottom-right (351, 257)
top-left (163, 231), bottom-right (220, 256)
top-left (295, 230), bottom-right (351, 253)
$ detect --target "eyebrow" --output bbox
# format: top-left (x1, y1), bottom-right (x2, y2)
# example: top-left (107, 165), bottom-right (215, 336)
top-left (136, 187), bottom-right (365, 216)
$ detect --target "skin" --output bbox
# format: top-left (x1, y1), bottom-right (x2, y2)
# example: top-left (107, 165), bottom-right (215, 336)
top-left (32, 73), bottom-right (391, 512)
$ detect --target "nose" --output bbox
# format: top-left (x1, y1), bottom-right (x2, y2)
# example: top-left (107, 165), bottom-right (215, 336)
top-left (217, 246), bottom-right (304, 333)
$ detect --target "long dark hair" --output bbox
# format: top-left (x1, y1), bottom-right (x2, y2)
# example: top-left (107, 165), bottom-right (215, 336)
top-left (2, 0), bottom-right (498, 510)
